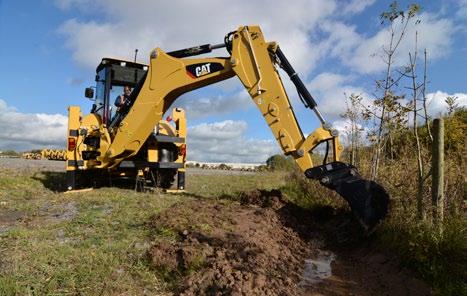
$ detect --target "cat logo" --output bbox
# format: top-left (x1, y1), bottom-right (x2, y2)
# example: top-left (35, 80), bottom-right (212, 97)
top-left (186, 62), bottom-right (224, 79)
top-left (195, 63), bottom-right (211, 77)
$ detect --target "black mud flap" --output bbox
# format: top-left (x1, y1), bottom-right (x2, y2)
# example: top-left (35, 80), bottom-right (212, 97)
top-left (305, 162), bottom-right (389, 232)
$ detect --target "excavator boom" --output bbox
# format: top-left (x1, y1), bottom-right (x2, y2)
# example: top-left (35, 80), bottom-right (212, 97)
top-left (70, 25), bottom-right (389, 230)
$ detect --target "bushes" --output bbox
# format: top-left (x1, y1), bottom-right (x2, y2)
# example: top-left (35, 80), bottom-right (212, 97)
top-left (379, 216), bottom-right (467, 295)
top-left (266, 155), bottom-right (295, 171)
top-left (0, 150), bottom-right (19, 156)
top-left (281, 163), bottom-right (466, 295)
top-left (278, 138), bottom-right (465, 295)
top-left (279, 167), bottom-right (345, 209)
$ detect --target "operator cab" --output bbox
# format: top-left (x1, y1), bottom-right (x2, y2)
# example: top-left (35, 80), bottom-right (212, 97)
top-left (85, 58), bottom-right (148, 126)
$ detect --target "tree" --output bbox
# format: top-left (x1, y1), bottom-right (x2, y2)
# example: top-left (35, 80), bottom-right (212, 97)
top-left (266, 154), bottom-right (295, 171)
top-left (445, 96), bottom-right (459, 116)
top-left (0, 150), bottom-right (19, 156)
top-left (340, 94), bottom-right (366, 166)
top-left (370, 1), bottom-right (420, 180)
top-left (406, 30), bottom-right (432, 220)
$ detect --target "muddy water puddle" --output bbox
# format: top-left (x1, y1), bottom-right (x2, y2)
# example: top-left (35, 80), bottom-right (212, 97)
top-left (300, 251), bottom-right (336, 286)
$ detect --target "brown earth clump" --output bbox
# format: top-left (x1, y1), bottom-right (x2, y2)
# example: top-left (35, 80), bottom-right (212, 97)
top-left (147, 190), bottom-right (431, 296)
top-left (148, 190), bottom-right (312, 295)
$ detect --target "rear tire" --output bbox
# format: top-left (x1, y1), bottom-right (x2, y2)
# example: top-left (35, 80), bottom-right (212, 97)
top-left (152, 169), bottom-right (177, 189)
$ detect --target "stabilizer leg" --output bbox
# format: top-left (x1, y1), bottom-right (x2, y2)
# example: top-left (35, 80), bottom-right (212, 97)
top-left (66, 170), bottom-right (77, 191)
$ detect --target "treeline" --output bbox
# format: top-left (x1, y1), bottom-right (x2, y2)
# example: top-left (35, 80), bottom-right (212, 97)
top-left (0, 149), bottom-right (44, 156)
top-left (0, 150), bottom-right (20, 156)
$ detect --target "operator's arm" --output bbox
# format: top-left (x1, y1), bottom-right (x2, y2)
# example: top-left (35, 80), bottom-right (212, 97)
top-left (114, 95), bottom-right (124, 108)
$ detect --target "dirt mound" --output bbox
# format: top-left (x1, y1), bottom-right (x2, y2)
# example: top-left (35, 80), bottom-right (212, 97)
top-left (147, 190), bottom-right (431, 296)
top-left (148, 190), bottom-right (313, 295)
top-left (238, 189), bottom-right (285, 209)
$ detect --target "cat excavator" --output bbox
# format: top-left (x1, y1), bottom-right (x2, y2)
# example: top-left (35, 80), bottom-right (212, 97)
top-left (66, 25), bottom-right (389, 230)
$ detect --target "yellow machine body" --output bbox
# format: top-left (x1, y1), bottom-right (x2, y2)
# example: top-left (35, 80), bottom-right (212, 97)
top-left (41, 149), bottom-right (67, 161)
top-left (67, 104), bottom-right (187, 190)
top-left (66, 25), bottom-right (388, 230)
top-left (102, 30), bottom-right (340, 170)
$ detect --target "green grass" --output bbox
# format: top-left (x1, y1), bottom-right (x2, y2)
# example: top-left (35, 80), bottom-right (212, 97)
top-left (0, 168), bottom-right (286, 295)
top-left (0, 169), bottom-right (183, 295)
top-left (278, 168), bottom-right (345, 209)
top-left (280, 167), bottom-right (467, 296)
top-left (378, 213), bottom-right (467, 295)
top-left (1, 166), bottom-right (464, 295)
top-left (186, 171), bottom-right (287, 198)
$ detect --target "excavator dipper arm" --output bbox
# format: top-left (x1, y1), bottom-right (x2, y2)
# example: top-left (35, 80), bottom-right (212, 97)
top-left (103, 25), bottom-right (389, 230)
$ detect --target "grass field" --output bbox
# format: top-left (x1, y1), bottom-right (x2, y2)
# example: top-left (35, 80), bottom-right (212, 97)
top-left (0, 166), bottom-right (285, 295)
top-left (1, 160), bottom-right (464, 295)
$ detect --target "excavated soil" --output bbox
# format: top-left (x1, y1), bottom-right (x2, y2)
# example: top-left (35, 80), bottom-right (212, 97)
top-left (148, 190), bottom-right (431, 296)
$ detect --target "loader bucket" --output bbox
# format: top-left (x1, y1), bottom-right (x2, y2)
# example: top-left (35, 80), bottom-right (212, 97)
top-left (305, 162), bottom-right (389, 232)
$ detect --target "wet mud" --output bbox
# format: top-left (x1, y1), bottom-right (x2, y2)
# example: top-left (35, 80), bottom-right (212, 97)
top-left (147, 190), bottom-right (431, 296)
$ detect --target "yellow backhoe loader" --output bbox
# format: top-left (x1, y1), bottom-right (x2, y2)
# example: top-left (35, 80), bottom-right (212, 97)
top-left (67, 25), bottom-right (389, 230)
top-left (42, 149), bottom-right (67, 161)
top-left (67, 58), bottom-right (187, 191)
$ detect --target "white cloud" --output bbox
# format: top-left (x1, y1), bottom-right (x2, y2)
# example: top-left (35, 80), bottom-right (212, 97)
top-left (307, 72), bottom-right (371, 120)
top-left (50, 1), bottom-right (464, 160)
top-left (189, 120), bottom-right (247, 140)
top-left (317, 12), bottom-right (456, 75)
top-left (318, 21), bottom-right (364, 60)
top-left (59, 19), bottom-right (153, 69)
top-left (0, 99), bottom-right (280, 162)
top-left (0, 100), bottom-right (67, 151)
top-left (332, 118), bottom-right (367, 147)
top-left (425, 91), bottom-right (467, 117)
top-left (56, 1), bottom-right (458, 79)
top-left (456, 0), bottom-right (467, 19)
top-left (333, 118), bottom-right (356, 135)
top-left (176, 90), bottom-right (251, 120)
top-left (349, 13), bottom-right (454, 73)
top-left (55, 0), bottom-right (459, 126)
top-left (306, 71), bottom-right (467, 125)
top-left (57, 0), bottom-right (338, 74)
top-left (341, 0), bottom-right (376, 15)
top-left (187, 120), bottom-right (279, 163)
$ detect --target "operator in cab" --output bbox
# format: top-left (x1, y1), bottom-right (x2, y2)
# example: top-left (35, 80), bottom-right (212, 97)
top-left (114, 86), bottom-right (132, 111)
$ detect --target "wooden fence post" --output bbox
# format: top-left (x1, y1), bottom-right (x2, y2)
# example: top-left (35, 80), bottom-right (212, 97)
top-left (432, 118), bottom-right (444, 226)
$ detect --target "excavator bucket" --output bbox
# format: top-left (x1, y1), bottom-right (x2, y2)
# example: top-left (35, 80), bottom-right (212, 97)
top-left (305, 162), bottom-right (389, 232)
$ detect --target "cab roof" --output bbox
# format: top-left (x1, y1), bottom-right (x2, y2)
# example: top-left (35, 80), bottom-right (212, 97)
top-left (96, 58), bottom-right (148, 73)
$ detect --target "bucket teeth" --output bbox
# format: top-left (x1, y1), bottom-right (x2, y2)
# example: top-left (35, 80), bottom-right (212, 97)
top-left (305, 162), bottom-right (389, 232)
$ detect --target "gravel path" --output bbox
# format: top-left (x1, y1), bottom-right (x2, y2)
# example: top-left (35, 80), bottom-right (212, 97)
top-left (0, 158), bottom-right (65, 172)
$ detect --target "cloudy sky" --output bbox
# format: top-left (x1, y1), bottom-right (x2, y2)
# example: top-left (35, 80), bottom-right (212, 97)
top-left (0, 0), bottom-right (466, 162)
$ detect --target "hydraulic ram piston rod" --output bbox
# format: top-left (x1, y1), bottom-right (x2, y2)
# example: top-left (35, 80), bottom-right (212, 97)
top-left (275, 47), bottom-right (326, 125)
top-left (168, 43), bottom-right (226, 58)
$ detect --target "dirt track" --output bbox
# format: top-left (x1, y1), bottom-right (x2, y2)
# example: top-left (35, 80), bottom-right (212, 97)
top-left (148, 190), bottom-right (431, 296)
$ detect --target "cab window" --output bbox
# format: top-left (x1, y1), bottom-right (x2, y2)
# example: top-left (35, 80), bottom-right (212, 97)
top-left (93, 68), bottom-right (106, 118)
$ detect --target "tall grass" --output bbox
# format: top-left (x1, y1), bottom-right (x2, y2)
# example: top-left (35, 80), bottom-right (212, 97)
top-left (376, 153), bottom-right (465, 295)
top-left (278, 148), bottom-right (466, 295)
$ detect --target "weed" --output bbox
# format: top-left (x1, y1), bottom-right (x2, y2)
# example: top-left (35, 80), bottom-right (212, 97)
top-left (156, 226), bottom-right (180, 241)
top-left (379, 216), bottom-right (467, 295)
